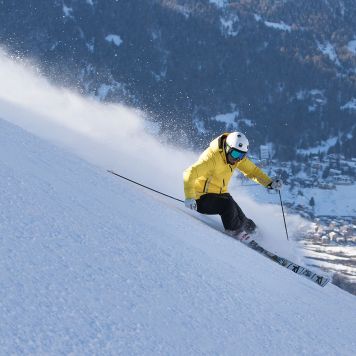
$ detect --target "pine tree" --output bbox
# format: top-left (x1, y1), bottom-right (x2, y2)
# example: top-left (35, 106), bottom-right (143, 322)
top-left (309, 197), bottom-right (315, 208)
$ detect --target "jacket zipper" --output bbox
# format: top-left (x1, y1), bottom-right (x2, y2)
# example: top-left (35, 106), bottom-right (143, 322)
top-left (204, 176), bottom-right (213, 193)
top-left (203, 179), bottom-right (208, 193)
top-left (220, 179), bottom-right (225, 194)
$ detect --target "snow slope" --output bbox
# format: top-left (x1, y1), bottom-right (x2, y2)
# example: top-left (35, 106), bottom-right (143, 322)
top-left (0, 49), bottom-right (308, 263)
top-left (1, 118), bottom-right (356, 355)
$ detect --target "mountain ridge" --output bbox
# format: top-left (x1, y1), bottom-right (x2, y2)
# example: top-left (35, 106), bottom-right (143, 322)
top-left (0, 0), bottom-right (355, 158)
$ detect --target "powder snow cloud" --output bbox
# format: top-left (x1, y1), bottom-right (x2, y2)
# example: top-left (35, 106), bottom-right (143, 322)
top-left (0, 49), bottom-right (306, 258)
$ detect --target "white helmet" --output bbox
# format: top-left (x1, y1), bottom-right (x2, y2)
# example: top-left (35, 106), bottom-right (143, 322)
top-left (226, 132), bottom-right (249, 153)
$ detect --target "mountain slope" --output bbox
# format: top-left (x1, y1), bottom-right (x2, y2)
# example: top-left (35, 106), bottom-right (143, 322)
top-left (0, 117), bottom-right (355, 355)
top-left (1, 1), bottom-right (355, 157)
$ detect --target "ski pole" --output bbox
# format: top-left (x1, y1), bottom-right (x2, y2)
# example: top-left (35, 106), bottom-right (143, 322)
top-left (278, 190), bottom-right (289, 241)
top-left (107, 170), bottom-right (184, 203)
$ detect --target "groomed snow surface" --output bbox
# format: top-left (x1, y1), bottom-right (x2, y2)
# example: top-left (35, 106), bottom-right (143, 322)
top-left (1, 118), bottom-right (356, 355)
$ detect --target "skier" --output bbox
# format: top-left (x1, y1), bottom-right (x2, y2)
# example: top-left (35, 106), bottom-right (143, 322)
top-left (183, 132), bottom-right (283, 236)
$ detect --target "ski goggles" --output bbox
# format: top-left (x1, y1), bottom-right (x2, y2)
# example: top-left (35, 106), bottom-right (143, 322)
top-left (228, 148), bottom-right (247, 160)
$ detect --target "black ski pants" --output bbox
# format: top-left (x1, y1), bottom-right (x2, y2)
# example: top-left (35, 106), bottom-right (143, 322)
top-left (196, 193), bottom-right (256, 233)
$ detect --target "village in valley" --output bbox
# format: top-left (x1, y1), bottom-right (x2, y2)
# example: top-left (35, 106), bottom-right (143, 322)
top-left (251, 143), bottom-right (356, 246)
top-left (239, 144), bottom-right (356, 295)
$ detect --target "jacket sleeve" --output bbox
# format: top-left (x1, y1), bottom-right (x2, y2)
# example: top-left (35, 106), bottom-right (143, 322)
top-left (237, 158), bottom-right (272, 187)
top-left (183, 150), bottom-right (215, 199)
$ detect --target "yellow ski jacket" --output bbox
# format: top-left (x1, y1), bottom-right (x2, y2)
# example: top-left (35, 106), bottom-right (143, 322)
top-left (183, 133), bottom-right (272, 200)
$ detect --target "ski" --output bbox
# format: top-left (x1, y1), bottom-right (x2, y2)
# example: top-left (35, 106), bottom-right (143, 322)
top-left (234, 232), bottom-right (330, 287)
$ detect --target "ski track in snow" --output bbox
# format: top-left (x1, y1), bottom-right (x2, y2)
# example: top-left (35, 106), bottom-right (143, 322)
top-left (0, 118), bottom-right (356, 355)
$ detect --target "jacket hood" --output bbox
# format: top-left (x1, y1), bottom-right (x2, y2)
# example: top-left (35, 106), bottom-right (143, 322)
top-left (210, 133), bottom-right (234, 165)
top-left (209, 133), bottom-right (229, 152)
